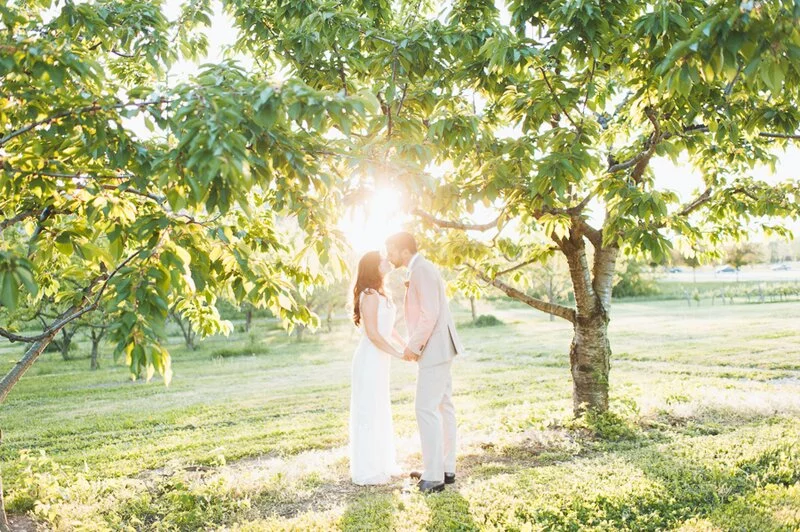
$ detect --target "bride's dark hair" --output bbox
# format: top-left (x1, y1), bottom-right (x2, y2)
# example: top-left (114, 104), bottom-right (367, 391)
top-left (352, 251), bottom-right (387, 327)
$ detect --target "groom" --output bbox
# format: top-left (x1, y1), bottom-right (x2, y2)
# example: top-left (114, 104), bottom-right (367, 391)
top-left (385, 232), bottom-right (464, 493)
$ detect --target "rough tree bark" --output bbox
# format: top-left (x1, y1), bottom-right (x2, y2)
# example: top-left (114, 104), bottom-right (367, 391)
top-left (484, 225), bottom-right (618, 415)
top-left (36, 315), bottom-right (76, 360)
top-left (469, 296), bottom-right (477, 322)
top-left (0, 335), bottom-right (56, 404)
top-left (563, 235), bottom-right (618, 415)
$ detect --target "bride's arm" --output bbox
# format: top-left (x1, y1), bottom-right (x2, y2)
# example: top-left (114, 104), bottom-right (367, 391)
top-left (362, 294), bottom-right (403, 358)
top-left (391, 328), bottom-right (405, 345)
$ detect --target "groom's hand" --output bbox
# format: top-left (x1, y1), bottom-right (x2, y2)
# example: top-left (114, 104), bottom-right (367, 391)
top-left (403, 347), bottom-right (420, 362)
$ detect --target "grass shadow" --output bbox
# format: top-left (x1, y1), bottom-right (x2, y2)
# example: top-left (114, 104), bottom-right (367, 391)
top-left (340, 492), bottom-right (396, 531)
top-left (425, 489), bottom-right (479, 532)
top-left (611, 436), bottom-right (800, 529)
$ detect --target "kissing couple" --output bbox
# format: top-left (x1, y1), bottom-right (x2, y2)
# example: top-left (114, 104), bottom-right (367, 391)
top-left (349, 232), bottom-right (464, 493)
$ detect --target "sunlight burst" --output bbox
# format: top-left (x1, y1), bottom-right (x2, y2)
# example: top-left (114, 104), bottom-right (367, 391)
top-left (339, 187), bottom-right (407, 256)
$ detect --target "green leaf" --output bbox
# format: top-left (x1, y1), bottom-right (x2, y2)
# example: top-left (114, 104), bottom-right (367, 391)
top-left (1, 270), bottom-right (20, 311)
top-left (14, 266), bottom-right (38, 298)
top-left (277, 292), bottom-right (293, 310)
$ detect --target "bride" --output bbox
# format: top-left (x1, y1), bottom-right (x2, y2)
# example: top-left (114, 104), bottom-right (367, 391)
top-left (349, 250), bottom-right (404, 485)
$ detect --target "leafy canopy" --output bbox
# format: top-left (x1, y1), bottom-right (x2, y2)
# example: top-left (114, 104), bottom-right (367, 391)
top-left (0, 0), bottom-right (372, 381)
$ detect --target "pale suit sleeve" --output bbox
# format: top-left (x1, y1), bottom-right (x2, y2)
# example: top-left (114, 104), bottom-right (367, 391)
top-left (407, 263), bottom-right (441, 356)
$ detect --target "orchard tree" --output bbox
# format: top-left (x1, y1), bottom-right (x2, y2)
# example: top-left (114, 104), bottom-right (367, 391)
top-left (724, 241), bottom-right (761, 280)
top-left (0, 0), bottom-right (368, 394)
top-left (0, 0), bottom-right (366, 523)
top-left (241, 0), bottom-right (800, 415)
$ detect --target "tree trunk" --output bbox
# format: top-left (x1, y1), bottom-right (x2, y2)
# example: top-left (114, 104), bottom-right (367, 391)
top-left (562, 235), bottom-right (617, 415)
top-left (186, 327), bottom-right (196, 350)
top-left (172, 313), bottom-right (197, 350)
top-left (0, 465), bottom-right (8, 532)
top-left (58, 326), bottom-right (76, 361)
top-left (0, 335), bottom-right (56, 403)
top-left (245, 307), bottom-right (253, 332)
top-left (90, 329), bottom-right (104, 370)
top-left (1, 338), bottom-right (55, 525)
top-left (469, 296), bottom-right (477, 322)
top-left (482, 229), bottom-right (616, 416)
top-left (547, 276), bottom-right (555, 322)
top-left (569, 312), bottom-right (611, 414)
top-left (0, 304), bottom-right (92, 526)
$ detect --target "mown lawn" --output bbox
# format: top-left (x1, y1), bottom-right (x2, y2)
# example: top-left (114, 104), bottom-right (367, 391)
top-left (0, 299), bottom-right (798, 530)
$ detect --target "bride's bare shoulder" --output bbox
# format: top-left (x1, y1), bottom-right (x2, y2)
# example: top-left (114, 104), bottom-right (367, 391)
top-left (360, 289), bottom-right (390, 305)
top-left (360, 289), bottom-right (382, 303)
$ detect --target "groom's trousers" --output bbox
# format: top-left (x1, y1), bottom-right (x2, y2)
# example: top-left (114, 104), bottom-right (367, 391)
top-left (416, 359), bottom-right (456, 482)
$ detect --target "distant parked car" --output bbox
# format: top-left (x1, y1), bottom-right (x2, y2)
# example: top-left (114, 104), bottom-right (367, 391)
top-left (668, 267), bottom-right (684, 273)
top-left (771, 263), bottom-right (791, 271)
top-left (715, 264), bottom-right (736, 273)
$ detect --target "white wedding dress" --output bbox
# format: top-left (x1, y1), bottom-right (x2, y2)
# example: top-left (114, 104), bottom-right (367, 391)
top-left (349, 291), bottom-right (401, 485)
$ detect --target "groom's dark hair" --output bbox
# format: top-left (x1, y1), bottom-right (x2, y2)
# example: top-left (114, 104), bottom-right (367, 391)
top-left (386, 232), bottom-right (417, 253)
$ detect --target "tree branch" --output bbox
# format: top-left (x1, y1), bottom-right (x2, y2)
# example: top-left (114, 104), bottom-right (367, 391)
top-left (759, 132), bottom-right (800, 140)
top-left (412, 208), bottom-right (502, 231)
top-left (570, 193), bottom-right (594, 214)
top-left (630, 107), bottom-right (660, 183)
top-left (539, 67), bottom-right (580, 131)
top-left (575, 217), bottom-right (603, 249)
top-left (0, 210), bottom-right (38, 232)
top-left (677, 187), bottom-right (713, 217)
top-left (111, 49), bottom-right (136, 58)
top-left (608, 124), bottom-right (711, 174)
top-left (0, 98), bottom-right (169, 147)
top-left (0, 248), bottom-right (142, 343)
top-left (0, 335), bottom-right (57, 404)
top-left (11, 168), bottom-right (132, 181)
top-left (364, 32), bottom-right (399, 47)
top-left (101, 184), bottom-right (166, 204)
top-left (607, 150), bottom-right (649, 174)
top-left (724, 63), bottom-right (743, 97)
top-left (471, 265), bottom-right (576, 323)
top-left (610, 125), bottom-right (798, 176)
top-left (396, 83), bottom-right (409, 116)
top-left (495, 258), bottom-right (539, 277)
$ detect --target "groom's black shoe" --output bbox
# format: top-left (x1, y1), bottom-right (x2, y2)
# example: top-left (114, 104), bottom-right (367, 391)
top-left (417, 479), bottom-right (445, 493)
top-left (410, 471), bottom-right (455, 484)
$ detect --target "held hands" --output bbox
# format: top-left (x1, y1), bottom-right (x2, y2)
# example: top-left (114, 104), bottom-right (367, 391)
top-left (402, 346), bottom-right (421, 362)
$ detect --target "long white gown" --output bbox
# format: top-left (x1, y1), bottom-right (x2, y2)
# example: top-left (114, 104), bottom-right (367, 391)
top-left (349, 291), bottom-right (401, 485)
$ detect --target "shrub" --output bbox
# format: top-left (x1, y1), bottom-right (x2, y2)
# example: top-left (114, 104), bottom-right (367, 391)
top-left (473, 314), bottom-right (503, 327)
top-left (612, 259), bottom-right (661, 298)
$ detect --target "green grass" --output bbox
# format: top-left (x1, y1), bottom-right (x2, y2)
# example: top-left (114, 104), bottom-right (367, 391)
top-left (1, 300), bottom-right (799, 530)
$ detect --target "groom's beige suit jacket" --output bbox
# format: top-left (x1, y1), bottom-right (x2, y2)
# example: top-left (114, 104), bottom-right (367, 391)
top-left (404, 255), bottom-right (464, 368)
